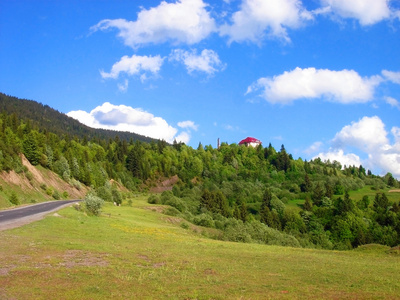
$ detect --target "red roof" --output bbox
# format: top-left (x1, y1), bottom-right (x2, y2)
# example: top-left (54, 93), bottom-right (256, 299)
top-left (239, 137), bottom-right (262, 145)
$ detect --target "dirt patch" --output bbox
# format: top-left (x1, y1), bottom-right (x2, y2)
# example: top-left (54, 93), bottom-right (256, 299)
top-left (137, 254), bottom-right (150, 261)
top-left (152, 262), bottom-right (166, 268)
top-left (164, 216), bottom-right (182, 224)
top-left (144, 206), bottom-right (166, 213)
top-left (389, 189), bottom-right (400, 193)
top-left (59, 250), bottom-right (109, 268)
top-left (149, 175), bottom-right (180, 193)
top-left (203, 268), bottom-right (217, 275)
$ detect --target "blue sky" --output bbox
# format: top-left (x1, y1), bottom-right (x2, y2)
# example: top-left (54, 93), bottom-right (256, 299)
top-left (1, 0), bottom-right (400, 177)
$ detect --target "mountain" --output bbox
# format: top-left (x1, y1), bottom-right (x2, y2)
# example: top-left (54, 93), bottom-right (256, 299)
top-left (0, 92), bottom-right (156, 143)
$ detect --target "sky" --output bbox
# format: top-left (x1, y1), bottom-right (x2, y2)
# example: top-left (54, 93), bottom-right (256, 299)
top-left (1, 0), bottom-right (400, 178)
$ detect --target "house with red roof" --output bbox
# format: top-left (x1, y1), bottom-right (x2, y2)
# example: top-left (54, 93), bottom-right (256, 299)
top-left (239, 137), bottom-right (262, 147)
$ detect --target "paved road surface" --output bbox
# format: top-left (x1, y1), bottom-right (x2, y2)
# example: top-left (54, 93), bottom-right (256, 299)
top-left (0, 200), bottom-right (81, 231)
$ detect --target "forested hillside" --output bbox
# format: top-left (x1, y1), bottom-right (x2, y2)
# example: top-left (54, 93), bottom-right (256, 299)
top-left (0, 93), bottom-right (155, 143)
top-left (0, 94), bottom-right (399, 250)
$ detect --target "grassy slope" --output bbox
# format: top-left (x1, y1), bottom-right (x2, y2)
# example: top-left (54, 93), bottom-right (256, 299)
top-left (1, 197), bottom-right (399, 299)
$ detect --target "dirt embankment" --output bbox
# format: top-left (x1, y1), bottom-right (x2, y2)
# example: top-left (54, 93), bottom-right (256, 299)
top-left (0, 154), bottom-right (87, 202)
top-left (149, 175), bottom-right (180, 193)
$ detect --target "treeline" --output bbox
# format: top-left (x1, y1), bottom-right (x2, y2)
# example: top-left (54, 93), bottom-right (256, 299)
top-left (0, 93), bottom-right (155, 143)
top-left (0, 96), bottom-right (399, 250)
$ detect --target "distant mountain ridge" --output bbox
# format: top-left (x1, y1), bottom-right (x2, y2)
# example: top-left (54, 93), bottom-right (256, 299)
top-left (0, 93), bottom-right (156, 143)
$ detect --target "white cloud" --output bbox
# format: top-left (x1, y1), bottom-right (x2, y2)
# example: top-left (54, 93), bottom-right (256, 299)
top-left (100, 54), bottom-right (164, 80)
top-left (385, 96), bottom-right (400, 109)
top-left (174, 131), bottom-right (191, 144)
top-left (67, 102), bottom-right (190, 144)
top-left (314, 116), bottom-right (400, 178)
top-left (169, 49), bottom-right (226, 75)
top-left (304, 141), bottom-right (323, 155)
top-left (178, 120), bottom-right (199, 131)
top-left (117, 79), bottom-right (129, 92)
top-left (382, 70), bottom-right (400, 84)
top-left (246, 67), bottom-right (382, 104)
top-left (315, 149), bottom-right (362, 168)
top-left (90, 0), bottom-right (216, 48)
top-left (320, 0), bottom-right (393, 25)
top-left (219, 0), bottom-right (313, 44)
top-left (332, 116), bottom-right (389, 151)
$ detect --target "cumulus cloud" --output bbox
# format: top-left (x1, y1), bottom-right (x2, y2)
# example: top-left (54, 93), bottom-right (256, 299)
top-left (67, 102), bottom-right (189, 143)
top-left (332, 116), bottom-right (389, 151)
top-left (219, 0), bottom-right (313, 44)
top-left (320, 0), bottom-right (393, 25)
top-left (382, 70), bottom-right (400, 84)
top-left (313, 116), bottom-right (400, 178)
top-left (246, 67), bottom-right (382, 104)
top-left (178, 120), bottom-right (199, 131)
top-left (315, 149), bottom-right (362, 168)
top-left (100, 54), bottom-right (164, 80)
top-left (90, 0), bottom-right (216, 48)
top-left (304, 141), bottom-right (323, 155)
top-left (169, 49), bottom-right (225, 75)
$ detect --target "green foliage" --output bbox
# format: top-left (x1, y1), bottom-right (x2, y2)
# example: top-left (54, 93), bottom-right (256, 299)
top-left (148, 194), bottom-right (161, 204)
top-left (9, 191), bottom-right (20, 205)
top-left (84, 193), bottom-right (104, 216)
top-left (112, 189), bottom-right (122, 205)
top-left (1, 92), bottom-right (399, 250)
top-left (52, 190), bottom-right (61, 200)
top-left (96, 186), bottom-right (113, 202)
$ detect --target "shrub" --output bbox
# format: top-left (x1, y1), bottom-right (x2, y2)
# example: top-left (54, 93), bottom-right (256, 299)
top-left (84, 193), bottom-right (104, 216)
top-left (62, 191), bottom-right (69, 199)
top-left (165, 197), bottom-right (187, 212)
top-left (147, 194), bottom-right (161, 204)
top-left (9, 192), bottom-right (20, 205)
top-left (164, 207), bottom-right (180, 216)
top-left (52, 190), bottom-right (61, 200)
top-left (193, 213), bottom-right (215, 228)
top-left (25, 171), bottom-right (33, 182)
top-left (160, 190), bottom-right (174, 204)
top-left (46, 187), bottom-right (53, 196)
top-left (40, 184), bottom-right (47, 191)
top-left (96, 186), bottom-right (113, 202)
top-left (112, 189), bottom-right (122, 205)
top-left (180, 222), bottom-right (190, 229)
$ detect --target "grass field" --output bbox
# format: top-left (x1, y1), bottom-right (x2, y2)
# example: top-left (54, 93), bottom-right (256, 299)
top-left (1, 196), bottom-right (399, 299)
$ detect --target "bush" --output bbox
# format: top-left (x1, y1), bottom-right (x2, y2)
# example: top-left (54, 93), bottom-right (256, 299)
top-left (193, 213), bottom-right (215, 228)
top-left (148, 194), bottom-right (161, 204)
top-left (180, 222), bottom-right (190, 229)
top-left (160, 190), bottom-right (175, 204)
top-left (52, 190), bottom-right (61, 200)
top-left (96, 186), bottom-right (113, 202)
top-left (62, 191), bottom-right (69, 199)
top-left (84, 193), bottom-right (104, 216)
top-left (165, 197), bottom-right (187, 212)
top-left (164, 207), bottom-right (180, 216)
top-left (25, 171), bottom-right (33, 182)
top-left (46, 187), bottom-right (53, 196)
top-left (112, 189), bottom-right (122, 205)
top-left (9, 192), bottom-right (20, 205)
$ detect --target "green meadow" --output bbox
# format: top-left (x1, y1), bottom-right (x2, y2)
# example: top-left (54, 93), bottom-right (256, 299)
top-left (1, 196), bottom-right (399, 299)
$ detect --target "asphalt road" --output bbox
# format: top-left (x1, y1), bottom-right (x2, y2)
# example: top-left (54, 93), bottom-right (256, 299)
top-left (0, 200), bottom-right (81, 231)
